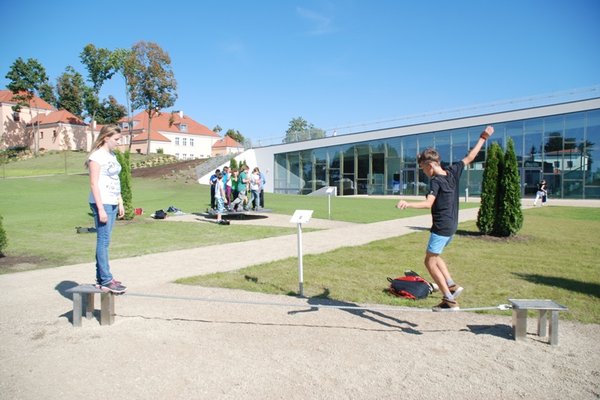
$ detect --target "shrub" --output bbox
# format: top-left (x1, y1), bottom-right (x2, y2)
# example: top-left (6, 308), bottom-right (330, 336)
top-left (116, 150), bottom-right (135, 220)
top-left (494, 137), bottom-right (523, 236)
top-left (477, 142), bottom-right (502, 234)
top-left (0, 213), bottom-right (7, 256)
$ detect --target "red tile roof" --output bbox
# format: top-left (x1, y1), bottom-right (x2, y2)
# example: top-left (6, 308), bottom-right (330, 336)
top-left (29, 109), bottom-right (87, 126)
top-left (123, 110), bottom-right (219, 143)
top-left (0, 90), bottom-right (56, 111)
top-left (212, 135), bottom-right (243, 149)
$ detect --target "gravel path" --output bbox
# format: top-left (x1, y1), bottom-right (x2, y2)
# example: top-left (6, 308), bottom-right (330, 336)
top-left (1, 205), bottom-right (599, 399)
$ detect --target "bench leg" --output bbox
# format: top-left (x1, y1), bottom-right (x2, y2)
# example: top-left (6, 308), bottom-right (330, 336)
top-left (512, 309), bottom-right (528, 341)
top-left (549, 311), bottom-right (559, 346)
top-left (100, 293), bottom-right (115, 326)
top-left (537, 309), bottom-right (548, 337)
top-left (72, 293), bottom-right (83, 327)
top-left (85, 293), bottom-right (95, 319)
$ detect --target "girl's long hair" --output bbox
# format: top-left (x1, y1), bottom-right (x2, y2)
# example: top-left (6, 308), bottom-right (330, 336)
top-left (85, 125), bottom-right (121, 168)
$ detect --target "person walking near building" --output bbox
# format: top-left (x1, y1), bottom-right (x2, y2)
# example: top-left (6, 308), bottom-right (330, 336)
top-left (86, 125), bottom-right (127, 294)
top-left (250, 167), bottom-right (262, 210)
top-left (223, 166), bottom-right (232, 207)
top-left (231, 165), bottom-right (250, 211)
top-left (396, 125), bottom-right (494, 311)
top-left (533, 179), bottom-right (548, 206)
top-left (214, 172), bottom-right (229, 225)
top-left (209, 169), bottom-right (220, 209)
top-left (259, 168), bottom-right (266, 208)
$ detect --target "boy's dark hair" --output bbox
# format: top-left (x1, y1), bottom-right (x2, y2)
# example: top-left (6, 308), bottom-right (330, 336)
top-left (216, 172), bottom-right (223, 179)
top-left (417, 148), bottom-right (441, 165)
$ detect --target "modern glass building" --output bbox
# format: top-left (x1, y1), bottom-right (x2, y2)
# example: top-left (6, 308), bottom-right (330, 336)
top-left (264, 98), bottom-right (600, 199)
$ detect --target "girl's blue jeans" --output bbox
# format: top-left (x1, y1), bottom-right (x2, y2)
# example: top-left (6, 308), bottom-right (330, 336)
top-left (89, 203), bottom-right (117, 285)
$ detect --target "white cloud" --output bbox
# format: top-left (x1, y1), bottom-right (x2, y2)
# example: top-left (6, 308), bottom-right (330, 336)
top-left (296, 6), bottom-right (336, 35)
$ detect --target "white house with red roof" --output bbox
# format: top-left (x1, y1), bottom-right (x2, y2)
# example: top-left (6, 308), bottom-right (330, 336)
top-left (2, 89), bottom-right (241, 157)
top-left (212, 135), bottom-right (244, 156)
top-left (120, 110), bottom-right (225, 159)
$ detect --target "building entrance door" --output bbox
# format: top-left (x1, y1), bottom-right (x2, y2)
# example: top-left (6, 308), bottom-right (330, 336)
top-left (402, 169), bottom-right (419, 195)
top-left (522, 168), bottom-right (542, 197)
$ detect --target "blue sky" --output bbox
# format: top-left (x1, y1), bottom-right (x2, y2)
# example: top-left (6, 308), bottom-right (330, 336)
top-left (1, 0), bottom-right (599, 144)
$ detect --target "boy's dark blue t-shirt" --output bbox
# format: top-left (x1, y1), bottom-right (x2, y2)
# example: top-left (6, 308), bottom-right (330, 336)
top-left (427, 161), bottom-right (465, 236)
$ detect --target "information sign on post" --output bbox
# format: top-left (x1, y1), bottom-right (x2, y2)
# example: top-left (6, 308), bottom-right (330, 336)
top-left (325, 187), bottom-right (336, 219)
top-left (290, 210), bottom-right (313, 297)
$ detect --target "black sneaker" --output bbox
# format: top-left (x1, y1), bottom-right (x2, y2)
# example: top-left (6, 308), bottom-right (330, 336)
top-left (432, 298), bottom-right (459, 312)
top-left (448, 284), bottom-right (464, 299)
top-left (97, 281), bottom-right (127, 294)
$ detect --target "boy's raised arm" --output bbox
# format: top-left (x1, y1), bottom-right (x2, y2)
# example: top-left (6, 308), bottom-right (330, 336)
top-left (462, 125), bottom-right (494, 166)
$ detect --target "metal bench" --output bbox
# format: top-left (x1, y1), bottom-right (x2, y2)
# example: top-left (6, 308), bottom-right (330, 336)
top-left (508, 299), bottom-right (568, 345)
top-left (65, 284), bottom-right (115, 327)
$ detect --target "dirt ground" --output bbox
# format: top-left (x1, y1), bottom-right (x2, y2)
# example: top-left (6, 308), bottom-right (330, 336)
top-left (1, 208), bottom-right (599, 399)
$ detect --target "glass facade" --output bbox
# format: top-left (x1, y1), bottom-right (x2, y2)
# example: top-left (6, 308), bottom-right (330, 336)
top-left (273, 108), bottom-right (600, 199)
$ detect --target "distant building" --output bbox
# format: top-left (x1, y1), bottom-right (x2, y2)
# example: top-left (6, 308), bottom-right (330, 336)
top-left (0, 90), bottom-right (56, 150)
top-left (212, 135), bottom-right (244, 156)
top-left (1, 90), bottom-right (231, 158)
top-left (226, 97), bottom-right (600, 200)
top-left (119, 110), bottom-right (222, 159)
top-left (29, 109), bottom-right (89, 151)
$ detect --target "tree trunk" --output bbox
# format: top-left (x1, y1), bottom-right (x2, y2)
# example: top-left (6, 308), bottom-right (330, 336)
top-left (146, 109), bottom-right (152, 155)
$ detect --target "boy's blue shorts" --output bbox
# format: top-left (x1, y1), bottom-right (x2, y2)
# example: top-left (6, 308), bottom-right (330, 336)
top-left (427, 232), bottom-right (453, 255)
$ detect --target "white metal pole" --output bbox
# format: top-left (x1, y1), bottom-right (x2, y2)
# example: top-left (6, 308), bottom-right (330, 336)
top-left (297, 222), bottom-right (304, 296)
top-left (328, 193), bottom-right (331, 220)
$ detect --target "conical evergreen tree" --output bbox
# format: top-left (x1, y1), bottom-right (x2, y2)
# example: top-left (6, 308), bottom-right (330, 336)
top-left (494, 138), bottom-right (523, 236)
top-left (477, 142), bottom-right (502, 234)
top-left (116, 150), bottom-right (135, 220)
top-left (0, 213), bottom-right (7, 256)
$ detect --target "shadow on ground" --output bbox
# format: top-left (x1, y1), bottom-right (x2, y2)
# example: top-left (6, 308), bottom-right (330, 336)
top-left (287, 289), bottom-right (422, 335)
top-left (513, 273), bottom-right (600, 298)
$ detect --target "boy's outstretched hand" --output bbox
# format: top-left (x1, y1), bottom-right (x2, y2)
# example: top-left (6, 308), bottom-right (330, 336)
top-left (396, 200), bottom-right (409, 209)
top-left (480, 125), bottom-right (494, 140)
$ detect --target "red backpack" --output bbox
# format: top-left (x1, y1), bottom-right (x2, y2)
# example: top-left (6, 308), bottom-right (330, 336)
top-left (387, 274), bottom-right (434, 300)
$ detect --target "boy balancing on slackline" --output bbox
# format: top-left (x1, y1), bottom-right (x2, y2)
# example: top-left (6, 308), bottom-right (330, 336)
top-left (396, 125), bottom-right (494, 311)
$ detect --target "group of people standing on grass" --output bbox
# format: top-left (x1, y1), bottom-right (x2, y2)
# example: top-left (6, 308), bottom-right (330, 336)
top-left (210, 165), bottom-right (266, 224)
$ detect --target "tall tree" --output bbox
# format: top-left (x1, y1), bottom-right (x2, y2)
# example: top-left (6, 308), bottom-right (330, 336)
top-left (494, 138), bottom-right (523, 237)
top-left (127, 41), bottom-right (178, 155)
top-left (225, 129), bottom-right (245, 145)
top-left (39, 82), bottom-right (57, 108)
top-left (80, 44), bottom-right (115, 140)
top-left (95, 96), bottom-right (127, 124)
top-left (56, 66), bottom-right (87, 118)
top-left (110, 48), bottom-right (136, 150)
top-left (5, 57), bottom-right (51, 154)
top-left (283, 117), bottom-right (325, 143)
top-left (477, 142), bottom-right (502, 234)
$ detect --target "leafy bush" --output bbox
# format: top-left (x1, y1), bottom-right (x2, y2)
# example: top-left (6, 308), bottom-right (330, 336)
top-left (0, 213), bottom-right (7, 256)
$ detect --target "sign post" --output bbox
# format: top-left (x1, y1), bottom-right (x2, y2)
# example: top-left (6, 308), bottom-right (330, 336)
top-left (326, 187), bottom-right (336, 219)
top-left (290, 210), bottom-right (313, 297)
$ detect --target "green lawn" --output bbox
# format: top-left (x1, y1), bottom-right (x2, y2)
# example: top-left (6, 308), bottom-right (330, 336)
top-left (178, 207), bottom-right (600, 324)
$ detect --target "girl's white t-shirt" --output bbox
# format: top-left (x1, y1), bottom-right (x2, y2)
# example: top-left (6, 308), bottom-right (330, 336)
top-left (88, 149), bottom-right (122, 205)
